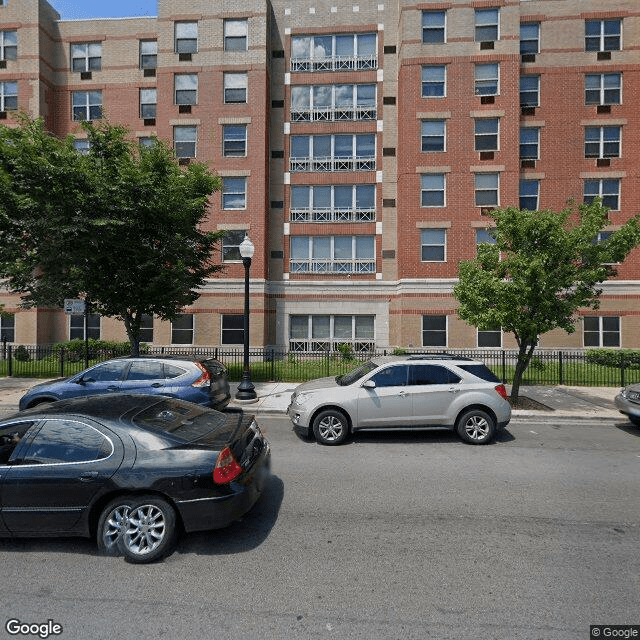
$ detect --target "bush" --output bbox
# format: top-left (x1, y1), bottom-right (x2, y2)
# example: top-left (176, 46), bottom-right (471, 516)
top-left (335, 343), bottom-right (355, 361)
top-left (14, 345), bottom-right (31, 362)
top-left (585, 349), bottom-right (640, 369)
top-left (392, 348), bottom-right (408, 355)
top-left (51, 339), bottom-right (138, 361)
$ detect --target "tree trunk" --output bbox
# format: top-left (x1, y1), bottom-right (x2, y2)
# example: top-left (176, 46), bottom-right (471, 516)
top-left (510, 341), bottom-right (537, 401)
top-left (122, 312), bottom-right (141, 357)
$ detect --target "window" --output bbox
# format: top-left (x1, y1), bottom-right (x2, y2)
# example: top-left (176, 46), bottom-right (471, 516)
top-left (73, 139), bottom-right (91, 155)
top-left (291, 33), bottom-right (377, 72)
top-left (421, 65), bottom-right (446, 98)
top-left (175, 22), bottom-right (197, 54)
top-left (139, 137), bottom-right (156, 148)
top-left (222, 177), bottom-right (247, 209)
top-left (520, 127), bottom-right (539, 159)
top-left (420, 229), bottom-right (446, 262)
top-left (289, 315), bottom-right (374, 352)
top-left (585, 73), bottom-right (621, 105)
top-left (520, 75), bottom-right (540, 107)
top-left (411, 364), bottom-right (460, 385)
top-left (476, 228), bottom-right (497, 247)
top-left (171, 314), bottom-right (194, 344)
top-left (72, 90), bottom-right (102, 121)
top-left (520, 23), bottom-right (539, 55)
top-left (223, 125), bottom-right (247, 157)
top-left (0, 81), bottom-right (17, 111)
top-left (584, 178), bottom-right (620, 210)
top-left (422, 315), bottom-right (447, 347)
top-left (583, 316), bottom-right (620, 347)
top-left (478, 326), bottom-right (502, 348)
top-left (175, 74), bottom-right (197, 105)
top-left (173, 125), bottom-right (197, 158)
top-left (371, 365), bottom-right (409, 388)
top-left (126, 361), bottom-right (165, 381)
top-left (139, 88), bottom-right (157, 119)
top-left (0, 422), bottom-right (34, 465)
top-left (519, 179), bottom-right (539, 211)
top-left (475, 173), bottom-right (499, 207)
top-left (222, 230), bottom-right (247, 261)
top-left (290, 84), bottom-right (376, 122)
top-left (140, 40), bottom-right (157, 69)
top-left (71, 42), bottom-right (101, 72)
top-left (0, 30), bottom-right (17, 61)
top-left (585, 19), bottom-right (621, 52)
top-left (224, 19), bottom-right (248, 51)
top-left (422, 10), bottom-right (446, 44)
top-left (421, 120), bottom-right (445, 152)
top-left (420, 175), bottom-right (445, 208)
top-left (224, 72), bottom-right (247, 103)
top-left (475, 63), bottom-right (499, 96)
top-left (222, 315), bottom-right (244, 344)
top-left (475, 8), bottom-right (499, 42)
top-left (290, 134), bottom-right (375, 172)
top-left (140, 314), bottom-right (153, 343)
top-left (290, 184), bottom-right (375, 223)
top-left (475, 118), bottom-right (499, 152)
top-left (70, 313), bottom-right (100, 340)
top-left (289, 236), bottom-right (375, 274)
top-left (0, 313), bottom-right (14, 342)
top-left (585, 126), bottom-right (621, 158)
top-left (87, 361), bottom-right (128, 382)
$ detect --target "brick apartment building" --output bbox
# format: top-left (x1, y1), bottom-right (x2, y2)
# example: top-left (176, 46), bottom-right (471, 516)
top-left (1, 0), bottom-right (639, 351)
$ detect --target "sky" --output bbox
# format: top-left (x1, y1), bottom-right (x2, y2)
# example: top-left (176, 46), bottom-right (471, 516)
top-left (52, 1), bottom-right (157, 20)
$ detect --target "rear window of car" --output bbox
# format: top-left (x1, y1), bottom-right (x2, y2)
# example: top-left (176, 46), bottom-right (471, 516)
top-left (458, 364), bottom-right (500, 383)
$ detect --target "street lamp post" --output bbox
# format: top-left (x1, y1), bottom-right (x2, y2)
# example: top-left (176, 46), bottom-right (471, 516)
top-left (235, 234), bottom-right (257, 402)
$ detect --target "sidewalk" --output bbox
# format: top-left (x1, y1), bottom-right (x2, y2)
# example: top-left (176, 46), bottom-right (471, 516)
top-left (0, 377), bottom-right (623, 420)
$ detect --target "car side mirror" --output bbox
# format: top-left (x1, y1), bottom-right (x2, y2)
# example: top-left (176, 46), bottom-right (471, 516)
top-left (362, 380), bottom-right (376, 389)
top-left (77, 376), bottom-right (94, 385)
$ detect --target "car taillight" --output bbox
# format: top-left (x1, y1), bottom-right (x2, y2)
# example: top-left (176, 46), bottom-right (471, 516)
top-left (213, 447), bottom-right (243, 484)
top-left (191, 362), bottom-right (211, 388)
top-left (494, 384), bottom-right (509, 400)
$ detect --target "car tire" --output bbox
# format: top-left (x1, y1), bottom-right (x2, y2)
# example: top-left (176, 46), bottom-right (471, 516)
top-left (118, 496), bottom-right (178, 564)
top-left (456, 409), bottom-right (496, 445)
top-left (629, 415), bottom-right (640, 427)
top-left (97, 497), bottom-right (137, 556)
top-left (312, 409), bottom-right (349, 446)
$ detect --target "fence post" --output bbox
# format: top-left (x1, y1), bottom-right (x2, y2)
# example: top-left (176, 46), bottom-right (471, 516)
top-left (620, 356), bottom-right (626, 388)
top-left (501, 350), bottom-right (506, 383)
top-left (325, 350), bottom-right (330, 377)
top-left (59, 347), bottom-right (65, 378)
top-left (7, 345), bottom-right (12, 377)
top-left (558, 351), bottom-right (563, 386)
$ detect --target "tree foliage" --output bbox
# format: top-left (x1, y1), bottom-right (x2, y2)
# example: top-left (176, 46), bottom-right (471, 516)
top-left (454, 201), bottom-right (640, 399)
top-left (0, 115), bottom-right (224, 354)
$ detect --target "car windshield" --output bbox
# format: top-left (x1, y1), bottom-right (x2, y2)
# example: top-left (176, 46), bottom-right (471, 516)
top-left (458, 364), bottom-right (500, 383)
top-left (337, 360), bottom-right (379, 386)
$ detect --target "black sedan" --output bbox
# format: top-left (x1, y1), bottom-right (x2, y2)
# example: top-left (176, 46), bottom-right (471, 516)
top-left (0, 394), bottom-right (270, 563)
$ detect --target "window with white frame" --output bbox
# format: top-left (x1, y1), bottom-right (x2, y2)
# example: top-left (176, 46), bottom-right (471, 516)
top-left (475, 118), bottom-right (499, 152)
top-left (0, 313), bottom-right (14, 342)
top-left (73, 139), bottom-right (91, 155)
top-left (291, 33), bottom-right (377, 72)
top-left (422, 10), bottom-right (446, 44)
top-left (171, 314), bottom-right (194, 344)
top-left (520, 23), bottom-right (539, 55)
top-left (224, 19), bottom-right (248, 51)
top-left (175, 22), bottom-right (197, 54)
top-left (222, 230), bottom-right (248, 262)
top-left (421, 120), bottom-right (445, 152)
top-left (0, 81), bottom-right (17, 111)
top-left (476, 228), bottom-right (497, 247)
top-left (223, 125), bottom-right (247, 157)
top-left (224, 72), bottom-right (247, 103)
top-left (0, 30), bottom-right (17, 61)
top-left (139, 137), bottom-right (156, 148)
top-left (290, 236), bottom-right (375, 274)
top-left (475, 8), bottom-right (499, 42)
top-left (519, 179), bottom-right (539, 211)
top-left (420, 175), bottom-right (445, 208)
top-left (290, 134), bottom-right (375, 172)
top-left (584, 178), bottom-right (620, 210)
top-left (173, 125), bottom-right (197, 158)
top-left (520, 127), bottom-right (539, 159)
top-left (139, 314), bottom-right (153, 343)
top-left (290, 84), bottom-right (376, 122)
top-left (71, 42), bottom-right (101, 72)
top-left (520, 75), bottom-right (540, 107)
top-left (421, 65), bottom-right (446, 98)
top-left (221, 314), bottom-right (244, 344)
top-left (583, 316), bottom-right (620, 347)
top-left (175, 74), bottom-right (197, 105)
top-left (478, 326), bottom-right (501, 348)
top-left (585, 73), bottom-right (621, 105)
top-left (139, 88), bottom-right (157, 119)
top-left (70, 313), bottom-right (100, 340)
top-left (584, 126), bottom-right (621, 158)
top-left (290, 184), bottom-right (375, 223)
top-left (289, 315), bottom-right (374, 352)
top-left (475, 63), bottom-right (499, 96)
top-left (422, 315), bottom-right (447, 347)
top-left (585, 19), bottom-right (621, 52)
top-left (72, 90), bottom-right (102, 121)
top-left (420, 228), bottom-right (446, 262)
top-left (222, 178), bottom-right (247, 210)
top-left (475, 173), bottom-right (499, 208)
top-left (139, 40), bottom-right (157, 69)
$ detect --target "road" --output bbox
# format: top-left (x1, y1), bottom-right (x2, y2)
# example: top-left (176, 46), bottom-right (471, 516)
top-left (0, 414), bottom-right (638, 640)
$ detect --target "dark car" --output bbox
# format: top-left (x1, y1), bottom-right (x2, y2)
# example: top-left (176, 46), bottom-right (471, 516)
top-left (0, 394), bottom-right (270, 563)
top-left (18, 356), bottom-right (231, 411)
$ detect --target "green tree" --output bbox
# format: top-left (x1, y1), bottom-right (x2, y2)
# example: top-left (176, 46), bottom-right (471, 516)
top-left (454, 201), bottom-right (640, 400)
top-left (0, 116), bottom-right (224, 355)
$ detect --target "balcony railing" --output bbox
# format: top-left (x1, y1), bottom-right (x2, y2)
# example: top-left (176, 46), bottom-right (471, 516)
top-left (290, 155), bottom-right (375, 172)
top-left (290, 55), bottom-right (377, 73)
top-left (290, 106), bottom-right (376, 122)
top-left (290, 207), bottom-right (376, 223)
top-left (290, 259), bottom-right (376, 274)
top-left (289, 340), bottom-right (376, 353)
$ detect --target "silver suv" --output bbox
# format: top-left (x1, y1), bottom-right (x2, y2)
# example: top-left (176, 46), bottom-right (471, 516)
top-left (287, 354), bottom-right (511, 445)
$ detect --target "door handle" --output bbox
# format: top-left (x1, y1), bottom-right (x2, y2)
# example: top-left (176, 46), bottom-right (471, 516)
top-left (448, 387), bottom-right (460, 393)
top-left (399, 390), bottom-right (407, 397)
top-left (151, 383), bottom-right (163, 388)
top-left (107, 385), bottom-right (118, 391)
top-left (80, 471), bottom-right (99, 482)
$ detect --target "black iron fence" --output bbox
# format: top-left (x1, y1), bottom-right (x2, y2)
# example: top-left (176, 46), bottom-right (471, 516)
top-left (1, 343), bottom-right (640, 387)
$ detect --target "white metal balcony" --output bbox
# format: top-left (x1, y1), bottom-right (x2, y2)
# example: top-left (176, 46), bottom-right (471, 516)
top-left (290, 55), bottom-right (377, 73)
top-left (289, 155), bottom-right (375, 172)
top-left (289, 207), bottom-right (376, 223)
top-left (289, 259), bottom-right (376, 274)
top-left (290, 106), bottom-right (376, 122)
